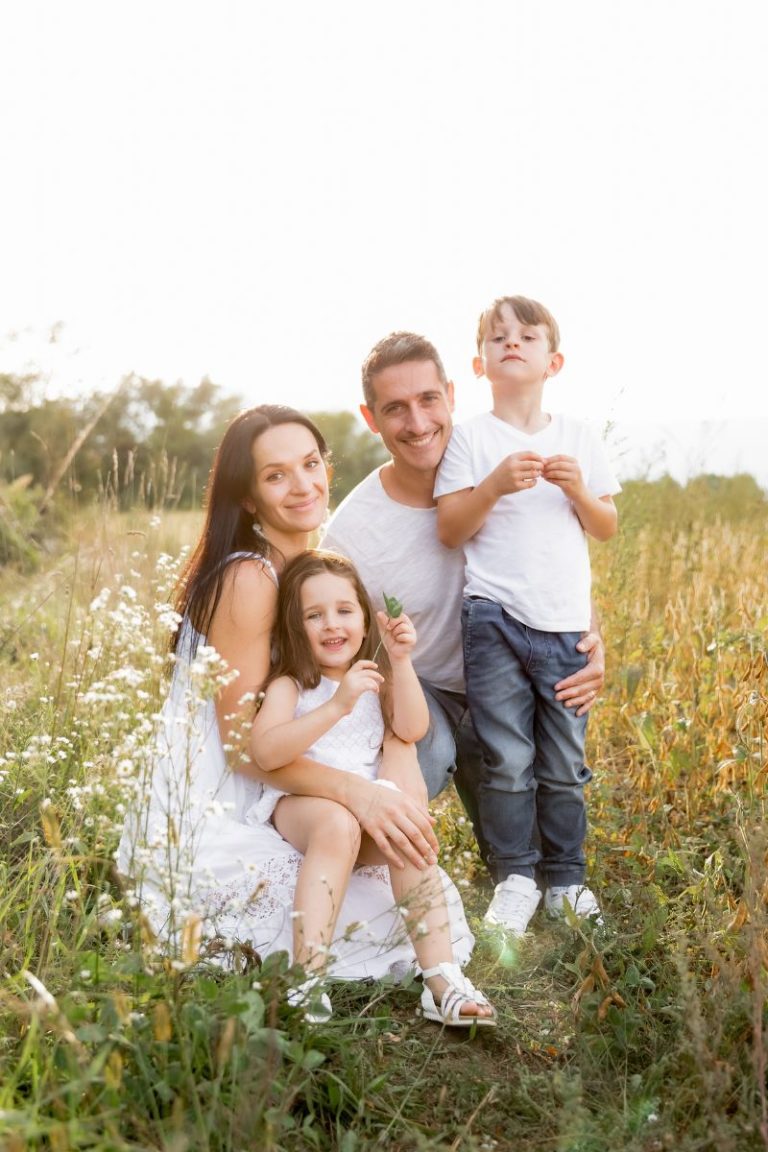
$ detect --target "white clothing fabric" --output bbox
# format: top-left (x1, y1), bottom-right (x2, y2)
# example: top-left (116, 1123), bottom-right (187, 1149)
top-left (322, 469), bottom-right (466, 692)
top-left (116, 554), bottom-right (473, 979)
top-left (245, 677), bottom-right (385, 824)
top-left (434, 413), bottom-right (621, 631)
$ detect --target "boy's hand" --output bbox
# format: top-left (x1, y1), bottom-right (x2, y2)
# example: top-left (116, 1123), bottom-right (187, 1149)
top-left (490, 451), bottom-right (545, 496)
top-left (542, 455), bottom-right (586, 500)
top-left (335, 660), bottom-right (384, 714)
top-left (375, 610), bottom-right (417, 662)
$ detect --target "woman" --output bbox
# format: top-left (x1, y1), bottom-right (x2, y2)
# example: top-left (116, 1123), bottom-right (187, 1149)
top-left (117, 405), bottom-right (470, 981)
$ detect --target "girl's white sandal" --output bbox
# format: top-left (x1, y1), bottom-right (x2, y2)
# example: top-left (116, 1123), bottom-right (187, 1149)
top-left (419, 962), bottom-right (497, 1028)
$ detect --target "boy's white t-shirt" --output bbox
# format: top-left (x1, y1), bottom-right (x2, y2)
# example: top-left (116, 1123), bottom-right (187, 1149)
top-left (321, 469), bottom-right (466, 692)
top-left (434, 412), bottom-right (621, 632)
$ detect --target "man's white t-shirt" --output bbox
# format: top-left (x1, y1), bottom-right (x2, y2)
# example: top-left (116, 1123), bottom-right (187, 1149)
top-left (434, 412), bottom-right (621, 632)
top-left (321, 469), bottom-right (465, 692)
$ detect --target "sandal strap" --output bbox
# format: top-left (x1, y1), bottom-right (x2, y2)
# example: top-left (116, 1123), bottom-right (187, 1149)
top-left (420, 962), bottom-right (464, 983)
top-left (422, 962), bottom-right (492, 1013)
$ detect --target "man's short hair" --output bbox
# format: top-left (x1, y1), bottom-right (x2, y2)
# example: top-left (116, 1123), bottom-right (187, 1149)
top-left (361, 332), bottom-right (448, 409)
top-left (476, 295), bottom-right (561, 353)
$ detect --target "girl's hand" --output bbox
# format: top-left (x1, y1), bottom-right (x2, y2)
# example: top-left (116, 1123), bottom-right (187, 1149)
top-left (335, 659), bottom-right (384, 714)
top-left (375, 610), bottom-right (417, 662)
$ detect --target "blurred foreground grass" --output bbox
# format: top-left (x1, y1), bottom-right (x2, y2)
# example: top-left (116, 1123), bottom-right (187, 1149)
top-left (0, 482), bottom-right (766, 1151)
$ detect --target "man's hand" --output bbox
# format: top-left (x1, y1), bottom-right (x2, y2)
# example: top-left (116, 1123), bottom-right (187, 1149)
top-left (554, 630), bottom-right (605, 716)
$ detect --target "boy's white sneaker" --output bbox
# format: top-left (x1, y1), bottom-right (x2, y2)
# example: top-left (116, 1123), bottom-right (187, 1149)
top-left (483, 875), bottom-right (541, 936)
top-left (544, 884), bottom-right (603, 926)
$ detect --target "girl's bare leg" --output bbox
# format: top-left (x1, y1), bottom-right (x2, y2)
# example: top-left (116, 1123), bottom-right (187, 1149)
top-left (357, 837), bottom-right (494, 1020)
top-left (372, 740), bottom-right (492, 1018)
top-left (274, 796), bottom-right (361, 973)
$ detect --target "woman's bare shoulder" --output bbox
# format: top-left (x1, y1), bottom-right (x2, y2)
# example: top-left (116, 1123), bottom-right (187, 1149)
top-left (211, 556), bottom-right (278, 640)
top-left (220, 555), bottom-right (278, 598)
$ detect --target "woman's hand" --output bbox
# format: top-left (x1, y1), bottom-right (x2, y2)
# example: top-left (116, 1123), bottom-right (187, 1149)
top-left (242, 752), bottom-right (438, 870)
top-left (345, 775), bottom-right (438, 870)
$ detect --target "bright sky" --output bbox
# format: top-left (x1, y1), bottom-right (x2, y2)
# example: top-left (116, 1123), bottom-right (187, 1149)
top-left (3, 1), bottom-right (767, 484)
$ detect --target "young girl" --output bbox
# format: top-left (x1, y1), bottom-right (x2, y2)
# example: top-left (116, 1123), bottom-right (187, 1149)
top-left (249, 550), bottom-right (496, 1027)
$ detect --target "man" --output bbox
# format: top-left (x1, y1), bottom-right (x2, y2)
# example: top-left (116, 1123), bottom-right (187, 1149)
top-left (321, 333), bottom-right (604, 919)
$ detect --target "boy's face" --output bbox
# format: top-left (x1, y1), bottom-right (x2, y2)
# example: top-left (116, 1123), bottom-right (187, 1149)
top-left (360, 359), bottom-right (455, 476)
top-left (474, 303), bottom-right (563, 389)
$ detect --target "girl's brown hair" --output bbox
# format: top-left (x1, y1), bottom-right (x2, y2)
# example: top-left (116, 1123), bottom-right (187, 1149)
top-left (269, 549), bottom-right (394, 724)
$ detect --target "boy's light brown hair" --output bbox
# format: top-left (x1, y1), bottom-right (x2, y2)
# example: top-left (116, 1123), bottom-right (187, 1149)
top-left (361, 331), bottom-right (448, 409)
top-left (476, 295), bottom-right (561, 354)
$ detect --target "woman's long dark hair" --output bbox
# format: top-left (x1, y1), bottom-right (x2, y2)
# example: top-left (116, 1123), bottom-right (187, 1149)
top-left (172, 405), bottom-right (328, 651)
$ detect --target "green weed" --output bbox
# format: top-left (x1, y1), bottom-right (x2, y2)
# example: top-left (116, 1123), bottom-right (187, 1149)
top-left (1, 486), bottom-right (766, 1151)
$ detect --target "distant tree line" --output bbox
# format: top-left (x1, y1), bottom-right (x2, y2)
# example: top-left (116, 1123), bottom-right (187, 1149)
top-left (0, 372), bottom-right (387, 512)
top-left (1, 370), bottom-right (765, 571)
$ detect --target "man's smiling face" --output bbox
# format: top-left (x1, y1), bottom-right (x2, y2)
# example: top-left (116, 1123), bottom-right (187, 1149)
top-left (360, 359), bottom-right (455, 476)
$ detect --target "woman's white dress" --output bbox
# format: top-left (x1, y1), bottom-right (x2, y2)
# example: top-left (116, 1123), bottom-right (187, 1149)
top-left (116, 557), bottom-right (473, 980)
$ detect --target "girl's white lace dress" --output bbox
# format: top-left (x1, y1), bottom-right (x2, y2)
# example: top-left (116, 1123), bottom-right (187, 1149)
top-left (116, 557), bottom-right (473, 979)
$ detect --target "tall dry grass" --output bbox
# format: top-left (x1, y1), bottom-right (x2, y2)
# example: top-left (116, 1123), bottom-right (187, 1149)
top-left (0, 484), bottom-right (766, 1151)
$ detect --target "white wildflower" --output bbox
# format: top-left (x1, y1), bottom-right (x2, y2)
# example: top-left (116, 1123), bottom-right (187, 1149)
top-left (23, 971), bottom-right (57, 1008)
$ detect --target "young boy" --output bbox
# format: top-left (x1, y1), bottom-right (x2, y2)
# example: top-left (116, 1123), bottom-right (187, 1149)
top-left (434, 295), bottom-right (620, 936)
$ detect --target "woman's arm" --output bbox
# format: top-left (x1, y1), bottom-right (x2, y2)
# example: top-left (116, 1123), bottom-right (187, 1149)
top-left (243, 752), bottom-right (438, 868)
top-left (205, 559), bottom-right (277, 768)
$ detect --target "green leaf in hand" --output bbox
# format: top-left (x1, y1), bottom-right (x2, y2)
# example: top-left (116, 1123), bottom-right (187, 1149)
top-left (373, 592), bottom-right (404, 661)
top-left (383, 592), bottom-right (403, 619)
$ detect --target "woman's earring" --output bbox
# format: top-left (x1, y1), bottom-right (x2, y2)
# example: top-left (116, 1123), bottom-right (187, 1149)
top-left (252, 520), bottom-right (263, 536)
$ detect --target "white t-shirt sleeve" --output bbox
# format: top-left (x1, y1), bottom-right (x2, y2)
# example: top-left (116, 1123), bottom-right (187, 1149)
top-left (433, 426), bottom-right (476, 498)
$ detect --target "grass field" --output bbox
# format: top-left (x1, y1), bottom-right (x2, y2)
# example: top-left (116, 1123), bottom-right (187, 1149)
top-left (0, 482), bottom-right (766, 1151)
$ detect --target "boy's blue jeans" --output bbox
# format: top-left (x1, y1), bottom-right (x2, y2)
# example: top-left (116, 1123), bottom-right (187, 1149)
top-left (462, 597), bottom-right (592, 887)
